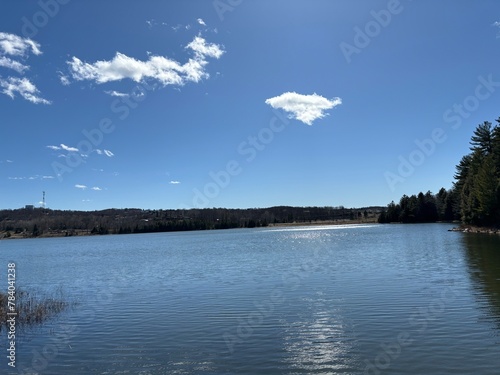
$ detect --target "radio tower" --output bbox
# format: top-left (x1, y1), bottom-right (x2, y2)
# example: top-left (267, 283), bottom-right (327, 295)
top-left (42, 191), bottom-right (46, 209)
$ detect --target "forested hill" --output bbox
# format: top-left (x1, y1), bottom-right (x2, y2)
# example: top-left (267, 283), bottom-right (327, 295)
top-left (379, 118), bottom-right (500, 227)
top-left (0, 205), bottom-right (384, 239)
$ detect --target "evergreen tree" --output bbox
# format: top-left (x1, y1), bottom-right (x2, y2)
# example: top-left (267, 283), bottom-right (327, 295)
top-left (454, 119), bottom-right (500, 226)
top-left (470, 121), bottom-right (493, 155)
top-left (493, 118), bottom-right (500, 173)
top-left (476, 155), bottom-right (499, 224)
top-left (453, 154), bottom-right (472, 192)
top-left (436, 188), bottom-right (448, 220)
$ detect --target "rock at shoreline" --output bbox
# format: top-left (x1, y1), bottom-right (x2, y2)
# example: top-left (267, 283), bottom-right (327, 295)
top-left (448, 226), bottom-right (500, 234)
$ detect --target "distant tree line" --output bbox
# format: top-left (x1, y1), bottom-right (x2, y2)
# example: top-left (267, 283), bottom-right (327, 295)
top-left (0, 205), bottom-right (383, 238)
top-left (379, 118), bottom-right (500, 227)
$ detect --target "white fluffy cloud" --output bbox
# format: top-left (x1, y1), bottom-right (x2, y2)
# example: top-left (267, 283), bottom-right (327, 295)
top-left (65, 36), bottom-right (224, 89)
top-left (91, 186), bottom-right (102, 191)
top-left (265, 92), bottom-right (342, 125)
top-left (0, 56), bottom-right (28, 73)
top-left (0, 32), bottom-right (41, 56)
top-left (0, 76), bottom-right (50, 104)
top-left (197, 18), bottom-right (206, 26)
top-left (75, 184), bottom-right (87, 190)
top-left (170, 180), bottom-right (181, 184)
top-left (0, 32), bottom-right (49, 104)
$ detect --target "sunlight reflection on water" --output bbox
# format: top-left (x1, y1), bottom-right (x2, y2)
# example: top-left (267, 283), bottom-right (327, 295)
top-left (282, 295), bottom-right (357, 373)
top-left (262, 224), bottom-right (381, 232)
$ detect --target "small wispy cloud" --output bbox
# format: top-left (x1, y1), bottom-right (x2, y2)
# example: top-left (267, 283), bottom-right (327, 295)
top-left (0, 77), bottom-right (51, 104)
top-left (170, 180), bottom-right (181, 184)
top-left (8, 174), bottom-right (51, 181)
top-left (91, 186), bottom-right (102, 191)
top-left (265, 92), bottom-right (342, 125)
top-left (61, 144), bottom-right (78, 152)
top-left (104, 90), bottom-right (129, 97)
top-left (197, 18), bottom-right (206, 26)
top-left (0, 56), bottom-right (28, 73)
top-left (494, 21), bottom-right (500, 38)
top-left (75, 184), bottom-right (87, 190)
top-left (0, 32), bottom-right (49, 104)
top-left (58, 71), bottom-right (70, 86)
top-left (47, 143), bottom-right (79, 152)
top-left (103, 149), bottom-right (114, 157)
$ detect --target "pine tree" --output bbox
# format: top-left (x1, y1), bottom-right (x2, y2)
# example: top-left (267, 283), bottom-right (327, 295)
top-left (475, 155), bottom-right (498, 224)
top-left (454, 154), bottom-right (472, 191)
top-left (436, 188), bottom-right (448, 220)
top-left (492, 118), bottom-right (500, 173)
top-left (470, 121), bottom-right (493, 155)
top-left (454, 120), bottom-right (500, 226)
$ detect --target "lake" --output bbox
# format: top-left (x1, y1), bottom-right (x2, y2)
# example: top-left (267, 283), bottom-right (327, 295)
top-left (1, 223), bottom-right (499, 374)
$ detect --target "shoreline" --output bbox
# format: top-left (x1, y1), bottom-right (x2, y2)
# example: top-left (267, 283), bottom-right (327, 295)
top-left (0, 218), bottom-right (379, 240)
top-left (4, 220), bottom-right (499, 240)
top-left (448, 225), bottom-right (500, 235)
top-left (268, 218), bottom-right (378, 227)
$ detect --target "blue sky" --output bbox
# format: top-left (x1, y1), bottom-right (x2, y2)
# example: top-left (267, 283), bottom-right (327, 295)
top-left (1, 0), bottom-right (500, 211)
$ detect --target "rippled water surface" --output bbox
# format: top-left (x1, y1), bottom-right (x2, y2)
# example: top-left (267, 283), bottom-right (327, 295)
top-left (1, 223), bottom-right (499, 374)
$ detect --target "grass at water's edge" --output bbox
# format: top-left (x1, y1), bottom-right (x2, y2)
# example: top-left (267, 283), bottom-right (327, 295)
top-left (0, 289), bottom-right (70, 330)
